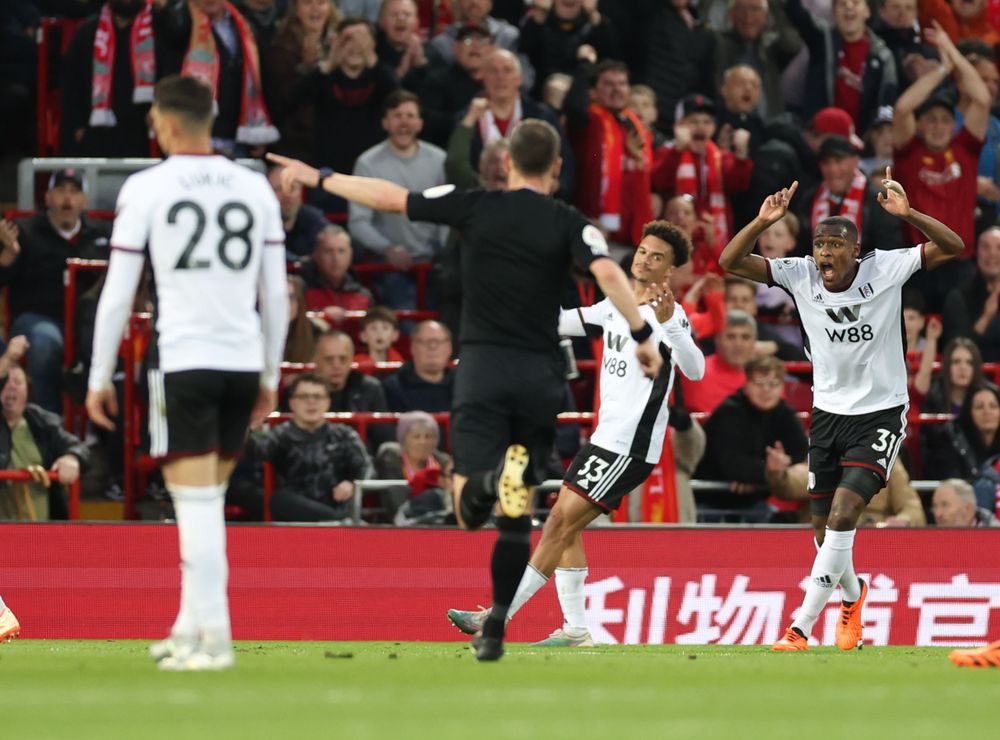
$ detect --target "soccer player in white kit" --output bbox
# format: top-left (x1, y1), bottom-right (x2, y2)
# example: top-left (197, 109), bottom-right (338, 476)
top-left (447, 221), bottom-right (705, 645)
top-left (86, 76), bottom-right (289, 671)
top-left (719, 171), bottom-right (963, 651)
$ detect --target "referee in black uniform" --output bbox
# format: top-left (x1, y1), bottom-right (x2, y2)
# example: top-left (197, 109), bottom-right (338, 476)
top-left (269, 120), bottom-right (661, 661)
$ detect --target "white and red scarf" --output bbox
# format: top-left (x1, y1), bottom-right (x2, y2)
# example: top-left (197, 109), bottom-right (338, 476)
top-left (90, 1), bottom-right (156, 127)
top-left (181, 0), bottom-right (278, 144)
top-left (811, 167), bottom-right (867, 234)
top-left (477, 98), bottom-right (522, 145)
top-left (675, 140), bottom-right (729, 246)
top-left (591, 103), bottom-right (651, 234)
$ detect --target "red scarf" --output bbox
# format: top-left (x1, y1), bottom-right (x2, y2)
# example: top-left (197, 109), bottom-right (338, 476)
top-left (478, 99), bottom-right (522, 145)
top-left (402, 452), bottom-right (441, 497)
top-left (811, 168), bottom-right (867, 234)
top-left (674, 140), bottom-right (729, 246)
top-left (590, 103), bottom-right (652, 235)
top-left (90, 2), bottom-right (156, 127)
top-left (181, 0), bottom-right (278, 145)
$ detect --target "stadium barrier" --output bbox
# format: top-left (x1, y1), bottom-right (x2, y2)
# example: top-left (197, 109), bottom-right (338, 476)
top-left (3, 524), bottom-right (998, 645)
top-left (0, 470), bottom-right (80, 520)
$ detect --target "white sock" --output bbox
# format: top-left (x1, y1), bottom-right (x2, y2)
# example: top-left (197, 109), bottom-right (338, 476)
top-left (507, 564), bottom-right (549, 620)
top-left (818, 535), bottom-right (861, 603)
top-left (791, 529), bottom-right (855, 636)
top-left (555, 567), bottom-right (589, 633)
top-left (169, 484), bottom-right (231, 644)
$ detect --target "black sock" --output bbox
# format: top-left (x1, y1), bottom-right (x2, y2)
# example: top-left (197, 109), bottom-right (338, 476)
top-left (482, 515), bottom-right (532, 640)
top-left (459, 471), bottom-right (497, 530)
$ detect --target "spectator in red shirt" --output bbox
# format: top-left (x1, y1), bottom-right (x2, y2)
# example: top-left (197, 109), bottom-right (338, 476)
top-left (565, 57), bottom-right (654, 251)
top-left (653, 94), bottom-right (753, 253)
top-left (300, 224), bottom-right (373, 326)
top-left (681, 309), bottom-right (756, 414)
top-left (920, 0), bottom-right (1000, 48)
top-left (892, 21), bottom-right (990, 307)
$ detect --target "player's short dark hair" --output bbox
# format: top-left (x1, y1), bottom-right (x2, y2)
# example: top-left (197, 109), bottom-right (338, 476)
top-left (508, 119), bottom-right (561, 176)
top-left (745, 355), bottom-right (784, 379)
top-left (361, 305), bottom-right (399, 330)
top-left (641, 220), bottom-right (690, 267)
top-left (590, 59), bottom-right (629, 87)
top-left (153, 75), bottom-right (214, 129)
top-left (287, 372), bottom-right (332, 398)
top-left (815, 216), bottom-right (859, 244)
top-left (383, 89), bottom-right (420, 116)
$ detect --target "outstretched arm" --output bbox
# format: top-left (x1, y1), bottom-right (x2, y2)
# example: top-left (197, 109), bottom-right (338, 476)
top-left (718, 181), bottom-right (799, 283)
top-left (931, 21), bottom-right (991, 140)
top-left (589, 258), bottom-right (663, 379)
top-left (267, 154), bottom-right (409, 213)
top-left (877, 167), bottom-right (963, 268)
top-left (892, 23), bottom-right (957, 148)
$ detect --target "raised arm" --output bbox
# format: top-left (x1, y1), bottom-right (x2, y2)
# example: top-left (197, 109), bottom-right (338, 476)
top-left (718, 181), bottom-right (798, 283)
top-left (589, 258), bottom-right (663, 379)
top-left (932, 21), bottom-right (991, 140)
top-left (892, 25), bottom-right (956, 148)
top-left (877, 167), bottom-right (963, 269)
top-left (267, 153), bottom-right (409, 213)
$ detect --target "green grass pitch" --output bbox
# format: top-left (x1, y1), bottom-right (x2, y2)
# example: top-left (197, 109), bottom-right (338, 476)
top-left (1, 641), bottom-right (996, 740)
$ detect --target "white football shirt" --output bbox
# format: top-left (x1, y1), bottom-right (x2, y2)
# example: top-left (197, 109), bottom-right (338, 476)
top-left (89, 154), bottom-right (288, 391)
top-left (766, 246), bottom-right (924, 415)
top-left (559, 301), bottom-right (704, 463)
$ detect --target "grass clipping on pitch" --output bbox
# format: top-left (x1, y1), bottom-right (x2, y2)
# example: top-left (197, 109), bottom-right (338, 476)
top-left (1, 641), bottom-right (994, 740)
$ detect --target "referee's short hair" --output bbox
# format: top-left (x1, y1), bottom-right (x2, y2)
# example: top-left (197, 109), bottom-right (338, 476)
top-left (641, 220), bottom-right (690, 267)
top-left (153, 75), bottom-right (214, 130)
top-left (816, 215), bottom-right (859, 245)
top-left (509, 119), bottom-right (561, 176)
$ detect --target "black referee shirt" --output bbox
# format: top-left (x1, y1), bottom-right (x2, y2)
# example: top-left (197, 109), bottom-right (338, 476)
top-left (407, 186), bottom-right (609, 353)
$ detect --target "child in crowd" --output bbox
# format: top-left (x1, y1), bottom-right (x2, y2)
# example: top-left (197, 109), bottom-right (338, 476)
top-left (664, 193), bottom-right (718, 274)
top-left (754, 213), bottom-right (801, 347)
top-left (628, 85), bottom-right (667, 148)
top-left (354, 306), bottom-right (403, 364)
top-left (902, 288), bottom-right (928, 354)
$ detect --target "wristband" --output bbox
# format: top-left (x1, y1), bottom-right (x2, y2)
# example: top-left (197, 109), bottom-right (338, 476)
top-left (317, 167), bottom-right (334, 187)
top-left (631, 321), bottom-right (653, 343)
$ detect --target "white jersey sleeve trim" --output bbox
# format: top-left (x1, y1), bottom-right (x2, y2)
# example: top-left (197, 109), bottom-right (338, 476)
top-left (88, 249), bottom-right (145, 391)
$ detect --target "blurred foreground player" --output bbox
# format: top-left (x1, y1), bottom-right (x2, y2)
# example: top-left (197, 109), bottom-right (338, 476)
top-left (270, 119), bottom-right (662, 661)
top-left (719, 170), bottom-right (962, 651)
top-left (447, 221), bottom-right (705, 645)
top-left (86, 75), bottom-right (289, 671)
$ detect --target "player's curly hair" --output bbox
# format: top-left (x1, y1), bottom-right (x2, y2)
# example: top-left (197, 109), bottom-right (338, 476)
top-left (641, 220), bottom-right (690, 267)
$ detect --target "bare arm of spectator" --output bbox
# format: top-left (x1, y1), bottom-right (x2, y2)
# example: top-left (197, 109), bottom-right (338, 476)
top-left (892, 43), bottom-right (954, 149)
top-left (445, 100), bottom-right (488, 188)
top-left (933, 22), bottom-right (991, 140)
top-left (912, 316), bottom-right (942, 395)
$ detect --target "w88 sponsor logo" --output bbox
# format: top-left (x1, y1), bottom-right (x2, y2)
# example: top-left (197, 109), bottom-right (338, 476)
top-left (825, 324), bottom-right (874, 343)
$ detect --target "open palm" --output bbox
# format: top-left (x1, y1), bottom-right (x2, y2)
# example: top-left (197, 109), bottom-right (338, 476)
top-left (758, 181), bottom-right (799, 225)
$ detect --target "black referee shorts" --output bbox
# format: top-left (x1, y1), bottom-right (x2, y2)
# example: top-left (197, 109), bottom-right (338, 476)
top-left (147, 369), bottom-right (260, 461)
top-left (451, 345), bottom-right (565, 485)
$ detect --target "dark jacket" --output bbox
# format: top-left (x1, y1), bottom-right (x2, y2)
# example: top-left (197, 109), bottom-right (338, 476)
top-left (785, 0), bottom-right (898, 132)
top-left (381, 362), bottom-right (454, 413)
top-left (285, 204), bottom-right (327, 259)
top-left (330, 370), bottom-right (388, 414)
top-left (695, 389), bottom-right (808, 509)
top-left (249, 420), bottom-right (370, 505)
top-left (59, 11), bottom-right (168, 156)
top-left (791, 179), bottom-right (905, 256)
top-left (0, 213), bottom-right (110, 325)
top-left (0, 403), bottom-right (91, 519)
top-left (943, 274), bottom-right (1000, 362)
top-left (417, 63), bottom-right (484, 148)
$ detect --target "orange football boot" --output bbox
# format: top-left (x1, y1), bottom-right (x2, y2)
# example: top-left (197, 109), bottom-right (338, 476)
top-left (949, 640), bottom-right (1000, 668)
top-left (836, 579), bottom-right (868, 651)
top-left (772, 627), bottom-right (809, 651)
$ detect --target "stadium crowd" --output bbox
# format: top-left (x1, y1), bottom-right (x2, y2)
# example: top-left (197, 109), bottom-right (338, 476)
top-left (2, 0), bottom-right (1000, 528)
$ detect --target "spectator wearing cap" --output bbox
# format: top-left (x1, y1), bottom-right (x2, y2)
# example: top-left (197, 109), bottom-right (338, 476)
top-left (428, 0), bottom-right (522, 71)
top-left (791, 134), bottom-right (903, 254)
top-left (381, 320), bottom-right (455, 413)
top-left (349, 90), bottom-right (449, 309)
top-left (565, 58), bottom-right (654, 250)
top-left (284, 17), bottom-right (399, 197)
top-left (266, 163), bottom-right (328, 259)
top-left (785, 0), bottom-right (899, 133)
top-left (653, 94), bottom-right (753, 254)
top-left (519, 0), bottom-right (621, 100)
top-left (453, 49), bottom-right (575, 199)
top-left (0, 170), bottom-right (110, 413)
top-left (892, 21), bottom-right (989, 305)
top-left (59, 0), bottom-right (165, 157)
top-left (920, 0), bottom-right (1000, 48)
top-left (793, 106), bottom-right (867, 190)
top-left (417, 24), bottom-right (493, 146)
top-left (713, 0), bottom-right (802, 119)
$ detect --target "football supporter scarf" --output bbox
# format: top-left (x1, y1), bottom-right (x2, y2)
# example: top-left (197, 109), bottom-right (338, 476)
top-left (477, 98), bottom-right (522, 144)
top-left (402, 453), bottom-right (441, 497)
top-left (675, 139), bottom-right (730, 246)
top-left (811, 167), bottom-right (867, 234)
top-left (90, 2), bottom-right (156, 127)
top-left (181, 0), bottom-right (279, 144)
top-left (590, 103), bottom-right (652, 234)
